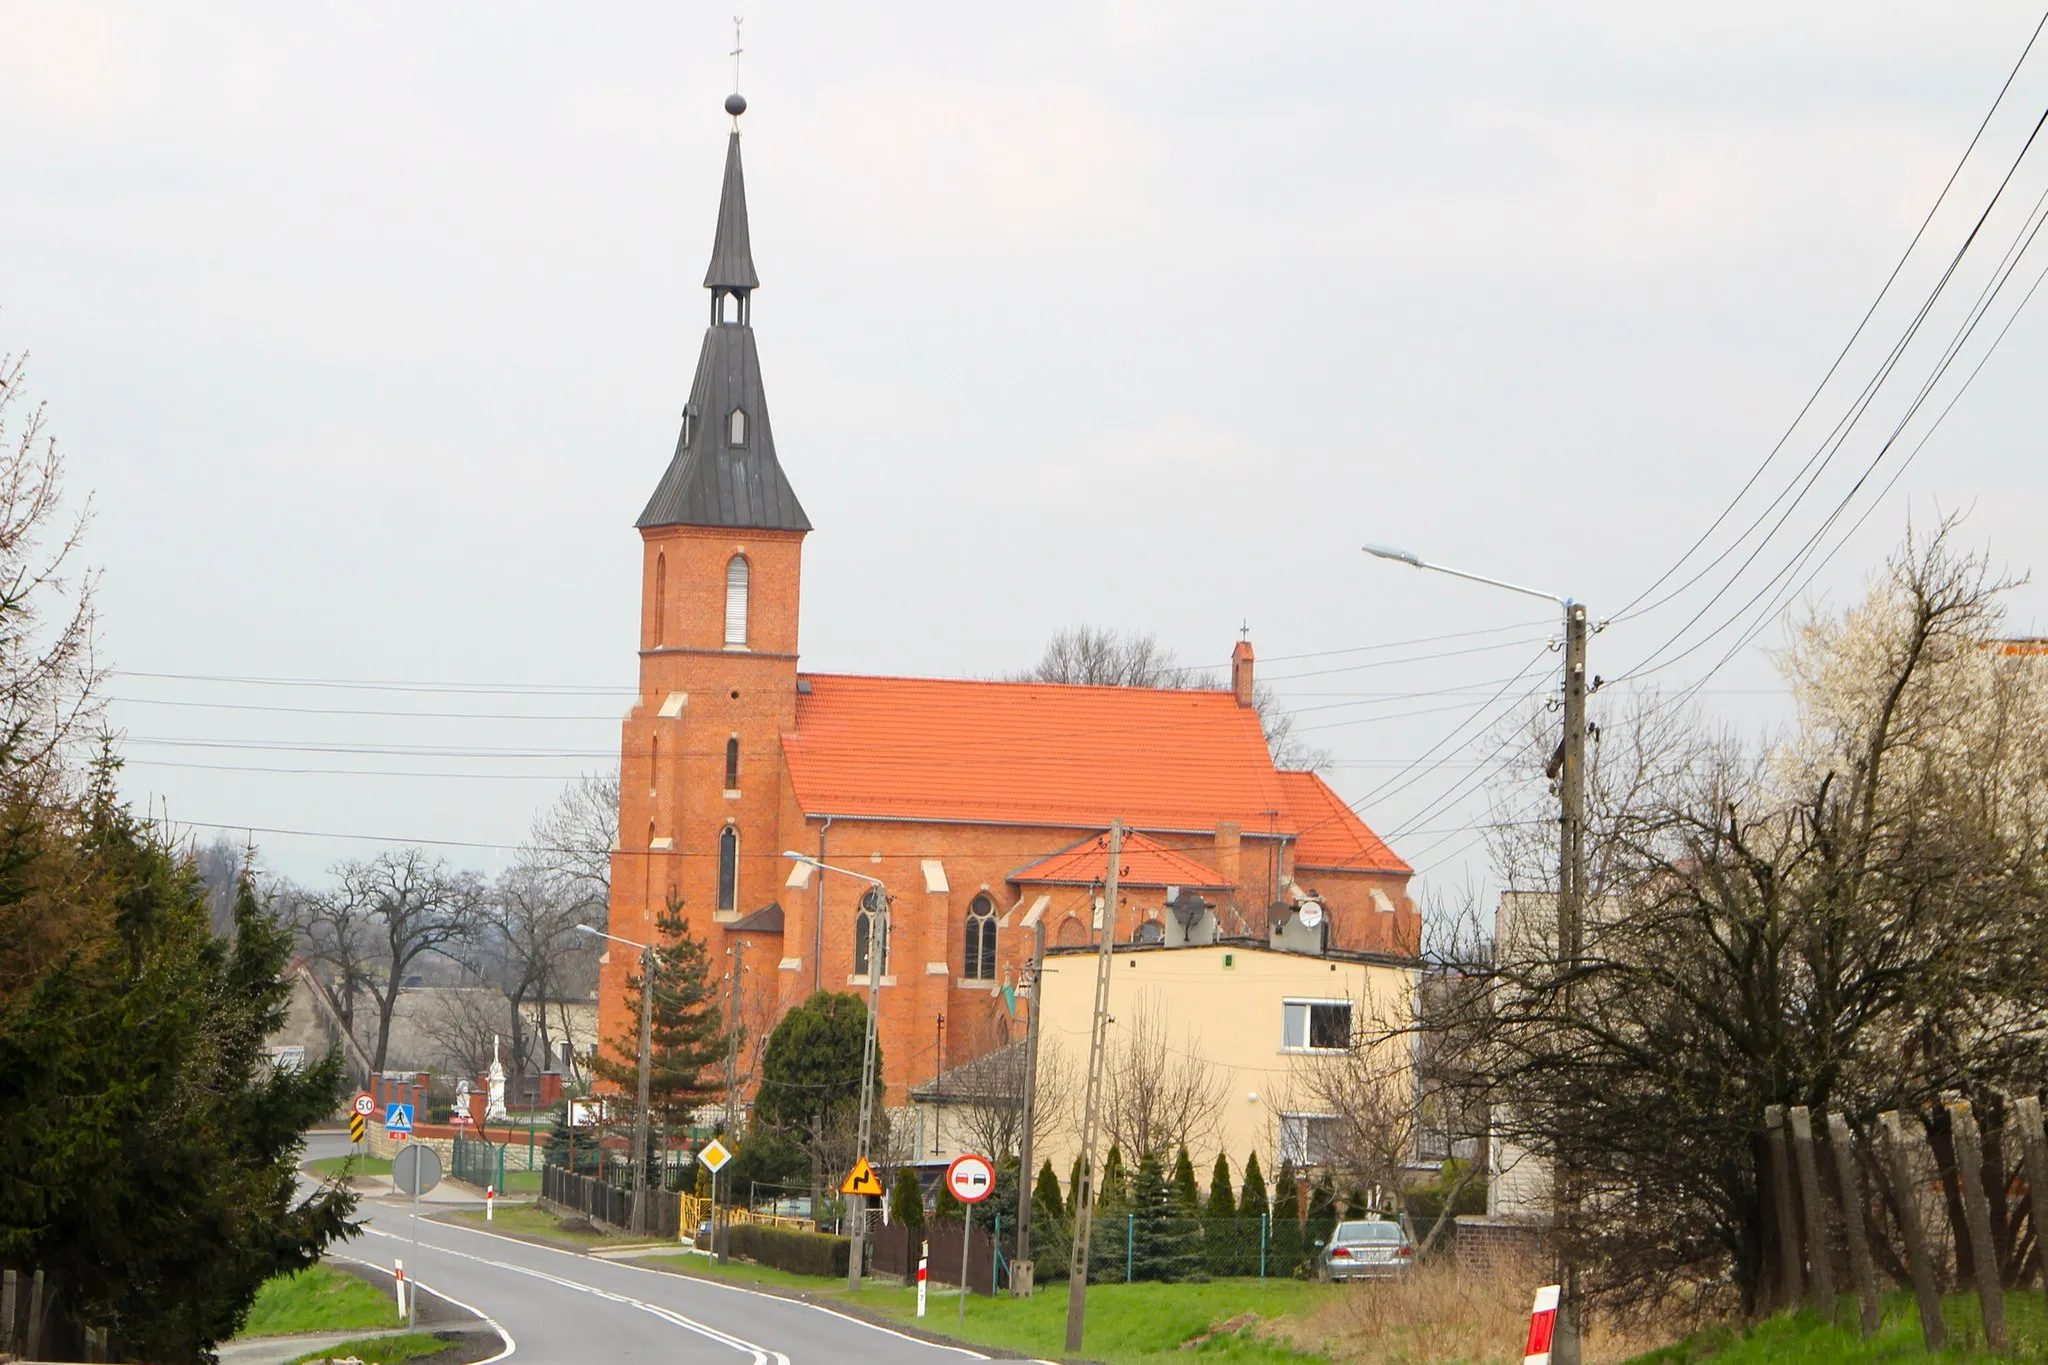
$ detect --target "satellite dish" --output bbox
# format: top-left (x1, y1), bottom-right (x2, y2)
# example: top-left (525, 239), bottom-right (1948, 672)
top-left (1298, 901), bottom-right (1324, 930)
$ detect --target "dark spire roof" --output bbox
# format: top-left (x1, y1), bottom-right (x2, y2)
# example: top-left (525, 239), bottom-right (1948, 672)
top-left (702, 131), bottom-right (759, 291)
top-left (638, 114), bottom-right (810, 533)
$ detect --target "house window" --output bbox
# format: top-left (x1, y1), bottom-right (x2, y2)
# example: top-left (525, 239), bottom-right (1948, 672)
top-left (1282, 1000), bottom-right (1352, 1052)
top-left (718, 826), bottom-right (738, 911)
top-left (724, 555), bottom-right (749, 646)
top-left (724, 736), bottom-right (740, 790)
top-left (653, 552), bottom-right (666, 645)
top-left (855, 896), bottom-right (890, 977)
top-left (963, 894), bottom-right (997, 980)
top-left (1278, 1113), bottom-right (1341, 1167)
top-left (728, 407), bottom-right (747, 446)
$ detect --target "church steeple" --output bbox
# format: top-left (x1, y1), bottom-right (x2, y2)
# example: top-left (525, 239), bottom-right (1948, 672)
top-left (638, 94), bottom-right (810, 533)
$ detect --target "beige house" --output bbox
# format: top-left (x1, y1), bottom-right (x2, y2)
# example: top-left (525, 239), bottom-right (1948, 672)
top-left (999, 939), bottom-right (1419, 1195)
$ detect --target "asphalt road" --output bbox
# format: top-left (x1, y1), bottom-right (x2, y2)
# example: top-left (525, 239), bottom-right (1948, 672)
top-left (304, 1131), bottom-right (1014, 1365)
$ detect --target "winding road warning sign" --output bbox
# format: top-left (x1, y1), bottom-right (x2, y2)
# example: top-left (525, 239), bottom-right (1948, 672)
top-left (840, 1157), bottom-right (885, 1197)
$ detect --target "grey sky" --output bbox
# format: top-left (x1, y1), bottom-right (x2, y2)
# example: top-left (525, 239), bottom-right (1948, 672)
top-left (5, 3), bottom-right (2046, 902)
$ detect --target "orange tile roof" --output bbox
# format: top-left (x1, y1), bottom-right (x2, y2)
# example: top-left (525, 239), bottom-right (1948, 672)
top-left (782, 674), bottom-right (1409, 879)
top-left (1276, 770), bottom-right (1412, 875)
top-left (1010, 831), bottom-right (1234, 890)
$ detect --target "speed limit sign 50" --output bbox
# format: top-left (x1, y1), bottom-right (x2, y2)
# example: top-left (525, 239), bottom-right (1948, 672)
top-left (351, 1093), bottom-right (376, 1119)
top-left (945, 1153), bottom-right (996, 1205)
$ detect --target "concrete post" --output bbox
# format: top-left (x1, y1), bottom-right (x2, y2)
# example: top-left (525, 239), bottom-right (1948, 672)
top-left (1824, 1112), bottom-right (1880, 1337)
top-left (1948, 1100), bottom-right (2007, 1352)
top-left (1788, 1106), bottom-right (1835, 1315)
top-left (1878, 1112), bottom-right (1945, 1351)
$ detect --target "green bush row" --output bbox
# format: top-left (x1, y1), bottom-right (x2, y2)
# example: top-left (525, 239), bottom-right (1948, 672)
top-left (723, 1222), bottom-right (851, 1278)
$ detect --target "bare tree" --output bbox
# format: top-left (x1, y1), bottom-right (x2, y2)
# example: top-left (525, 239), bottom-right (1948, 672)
top-left (1102, 996), bottom-right (1226, 1160)
top-left (529, 768), bottom-right (619, 915)
top-left (330, 849), bottom-right (487, 1072)
top-left (930, 1011), bottom-right (1078, 1163)
top-left (286, 877), bottom-right (378, 1040)
top-left (482, 861), bottom-right (598, 1088)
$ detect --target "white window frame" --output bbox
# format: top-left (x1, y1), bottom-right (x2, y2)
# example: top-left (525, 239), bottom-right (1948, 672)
top-left (1278, 1112), bottom-right (1341, 1167)
top-left (728, 406), bottom-right (747, 446)
top-left (724, 555), bottom-right (749, 646)
top-left (1281, 997), bottom-right (1354, 1053)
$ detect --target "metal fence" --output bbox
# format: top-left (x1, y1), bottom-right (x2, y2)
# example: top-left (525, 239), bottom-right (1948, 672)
top-left (1023, 1213), bottom-right (1308, 1284)
top-left (450, 1132), bottom-right (506, 1192)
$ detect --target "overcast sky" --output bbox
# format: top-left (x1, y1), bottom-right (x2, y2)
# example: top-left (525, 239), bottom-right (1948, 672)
top-left (5, 3), bottom-right (2047, 906)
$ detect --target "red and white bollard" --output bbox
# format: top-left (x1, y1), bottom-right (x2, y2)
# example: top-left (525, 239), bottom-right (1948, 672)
top-left (393, 1259), bottom-right (407, 1319)
top-left (1524, 1284), bottom-right (1561, 1365)
top-left (916, 1240), bottom-right (930, 1318)
top-left (486, 1185), bottom-right (495, 1223)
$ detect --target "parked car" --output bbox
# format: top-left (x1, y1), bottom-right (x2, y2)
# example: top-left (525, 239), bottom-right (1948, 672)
top-left (1318, 1217), bottom-right (1414, 1281)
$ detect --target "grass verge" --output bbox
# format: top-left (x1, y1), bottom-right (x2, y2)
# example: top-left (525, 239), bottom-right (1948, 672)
top-left (1625, 1290), bottom-right (2048, 1364)
top-left (634, 1251), bottom-right (853, 1293)
top-left (308, 1154), bottom-right (393, 1179)
top-left (241, 1264), bottom-right (402, 1337)
top-left (441, 1201), bottom-right (644, 1248)
top-left (283, 1330), bottom-right (449, 1364)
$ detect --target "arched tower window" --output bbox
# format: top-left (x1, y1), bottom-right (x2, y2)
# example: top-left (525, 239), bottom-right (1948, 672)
top-left (724, 555), bottom-right (749, 646)
top-left (649, 735), bottom-right (660, 796)
top-left (718, 826), bottom-right (739, 912)
top-left (653, 552), bottom-right (666, 646)
top-left (724, 736), bottom-right (740, 790)
top-left (854, 890), bottom-right (890, 977)
top-left (728, 407), bottom-right (747, 446)
top-left (964, 894), bottom-right (997, 980)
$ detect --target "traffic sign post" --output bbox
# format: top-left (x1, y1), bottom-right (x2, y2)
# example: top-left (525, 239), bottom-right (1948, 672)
top-left (945, 1155), bottom-right (996, 1324)
top-left (392, 1141), bottom-right (442, 1323)
top-left (699, 1140), bottom-right (734, 1262)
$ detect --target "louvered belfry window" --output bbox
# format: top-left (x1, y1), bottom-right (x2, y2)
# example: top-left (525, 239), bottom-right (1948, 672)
top-left (724, 555), bottom-right (749, 646)
top-left (964, 894), bottom-right (997, 980)
top-left (728, 407), bottom-right (747, 446)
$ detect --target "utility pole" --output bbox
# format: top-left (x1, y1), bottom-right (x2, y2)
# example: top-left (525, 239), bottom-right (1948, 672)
top-left (1014, 909), bottom-right (1048, 1281)
top-left (847, 882), bottom-right (889, 1291)
top-left (1551, 599), bottom-right (1590, 1365)
top-left (721, 938), bottom-right (745, 1263)
top-left (631, 941), bottom-right (656, 1238)
top-left (1064, 819), bottom-right (1124, 1354)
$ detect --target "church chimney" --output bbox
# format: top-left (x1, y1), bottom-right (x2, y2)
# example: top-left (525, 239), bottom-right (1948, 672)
top-left (1231, 640), bottom-right (1255, 707)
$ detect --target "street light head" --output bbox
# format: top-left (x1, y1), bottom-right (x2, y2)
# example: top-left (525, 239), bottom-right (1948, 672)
top-left (781, 850), bottom-right (807, 861)
top-left (1362, 543), bottom-right (1423, 567)
top-left (573, 924), bottom-right (600, 936)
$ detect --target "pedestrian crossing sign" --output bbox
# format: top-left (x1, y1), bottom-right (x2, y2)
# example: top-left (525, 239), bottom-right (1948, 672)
top-left (840, 1157), bottom-right (885, 1197)
top-left (384, 1103), bottom-right (414, 1136)
top-left (349, 1113), bottom-right (367, 1144)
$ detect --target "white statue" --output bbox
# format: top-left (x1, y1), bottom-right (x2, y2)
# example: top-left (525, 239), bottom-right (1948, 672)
top-left (486, 1033), bottom-right (510, 1120)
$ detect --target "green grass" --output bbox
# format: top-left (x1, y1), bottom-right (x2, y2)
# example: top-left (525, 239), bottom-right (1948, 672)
top-left (283, 1330), bottom-right (450, 1364)
top-left (308, 1154), bottom-right (393, 1179)
top-left (442, 1201), bottom-right (644, 1247)
top-left (1626, 1290), bottom-right (2048, 1364)
top-left (860, 1278), bottom-right (1335, 1363)
top-left (497, 1169), bottom-right (542, 1194)
top-left (240, 1264), bottom-right (402, 1337)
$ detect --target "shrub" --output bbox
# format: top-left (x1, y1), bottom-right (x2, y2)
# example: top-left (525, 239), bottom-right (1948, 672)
top-left (724, 1222), bottom-right (851, 1278)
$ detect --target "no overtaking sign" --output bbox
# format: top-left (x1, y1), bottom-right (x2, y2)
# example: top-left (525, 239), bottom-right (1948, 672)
top-left (945, 1153), bottom-right (995, 1204)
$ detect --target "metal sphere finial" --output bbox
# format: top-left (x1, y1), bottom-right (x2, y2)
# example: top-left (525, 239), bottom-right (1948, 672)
top-left (725, 92), bottom-right (747, 117)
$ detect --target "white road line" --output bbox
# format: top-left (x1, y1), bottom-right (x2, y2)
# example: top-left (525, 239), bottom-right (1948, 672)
top-left (362, 1225), bottom-right (786, 1364)
top-left (391, 1207), bottom-right (992, 1359)
top-left (328, 1253), bottom-right (517, 1363)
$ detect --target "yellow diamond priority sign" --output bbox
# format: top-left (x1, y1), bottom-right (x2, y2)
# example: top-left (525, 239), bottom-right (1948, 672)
top-left (840, 1156), bottom-right (885, 1197)
top-left (697, 1138), bottom-right (733, 1174)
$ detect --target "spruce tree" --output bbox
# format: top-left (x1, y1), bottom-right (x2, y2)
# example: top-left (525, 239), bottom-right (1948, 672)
top-left (1034, 1158), bottom-right (1066, 1221)
top-left (1129, 1152), bottom-right (1204, 1282)
top-left (1170, 1146), bottom-right (1201, 1216)
top-left (1237, 1151), bottom-right (1270, 1277)
top-left (1032, 1158), bottom-right (1069, 1277)
top-left (592, 896), bottom-right (728, 1133)
top-left (1270, 1157), bottom-right (1304, 1277)
top-left (1091, 1145), bottom-right (1131, 1282)
top-left (1203, 1152), bottom-right (1237, 1277)
top-left (891, 1165), bottom-right (926, 1238)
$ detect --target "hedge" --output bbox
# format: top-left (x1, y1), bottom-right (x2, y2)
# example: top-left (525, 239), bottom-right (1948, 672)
top-left (724, 1223), bottom-right (851, 1278)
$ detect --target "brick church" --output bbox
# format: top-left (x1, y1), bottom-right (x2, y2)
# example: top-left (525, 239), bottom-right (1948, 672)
top-left (596, 101), bottom-right (1417, 1103)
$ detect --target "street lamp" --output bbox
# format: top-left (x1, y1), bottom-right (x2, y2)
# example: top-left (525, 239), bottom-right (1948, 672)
top-left (783, 851), bottom-right (889, 1292)
top-left (1360, 542), bottom-right (1590, 1365)
top-left (576, 923), bottom-right (660, 1237)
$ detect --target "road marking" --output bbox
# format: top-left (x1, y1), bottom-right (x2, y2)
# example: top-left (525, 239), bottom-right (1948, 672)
top-left (332, 1254), bottom-right (518, 1364)
top-left (391, 1207), bottom-right (992, 1359)
top-left (362, 1225), bottom-right (786, 1364)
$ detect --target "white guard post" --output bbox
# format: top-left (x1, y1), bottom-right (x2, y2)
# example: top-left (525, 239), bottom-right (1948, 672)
top-left (916, 1240), bottom-right (929, 1318)
top-left (1524, 1284), bottom-right (1562, 1365)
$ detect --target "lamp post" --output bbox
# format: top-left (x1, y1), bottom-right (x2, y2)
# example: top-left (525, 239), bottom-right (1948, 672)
top-left (1361, 543), bottom-right (1589, 1365)
top-left (784, 851), bottom-right (890, 1293)
top-left (576, 924), bottom-right (659, 1237)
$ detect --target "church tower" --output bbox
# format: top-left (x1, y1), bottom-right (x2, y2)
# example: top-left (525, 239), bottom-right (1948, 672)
top-left (603, 93), bottom-right (808, 1053)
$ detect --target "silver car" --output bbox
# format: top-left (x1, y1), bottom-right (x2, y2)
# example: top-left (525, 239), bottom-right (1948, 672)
top-left (1319, 1217), bottom-right (1413, 1281)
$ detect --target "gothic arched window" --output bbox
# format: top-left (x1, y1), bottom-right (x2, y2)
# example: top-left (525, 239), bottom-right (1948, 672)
top-left (724, 736), bottom-right (740, 790)
top-left (728, 407), bottom-right (747, 446)
top-left (964, 894), bottom-right (997, 980)
top-left (855, 892), bottom-right (889, 977)
top-left (653, 552), bottom-right (666, 645)
top-left (717, 826), bottom-right (739, 911)
top-left (724, 555), bottom-right (749, 646)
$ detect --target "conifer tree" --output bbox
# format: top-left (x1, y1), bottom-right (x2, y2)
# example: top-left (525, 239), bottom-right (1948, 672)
top-left (891, 1166), bottom-right (926, 1237)
top-left (1091, 1145), bottom-right (1132, 1282)
top-left (1203, 1152), bottom-right (1238, 1277)
top-left (1239, 1152), bottom-right (1269, 1220)
top-left (934, 1172), bottom-right (965, 1222)
top-left (1236, 1151), bottom-right (1270, 1278)
top-left (1034, 1158), bottom-right (1066, 1221)
top-left (1306, 1172), bottom-right (1339, 1260)
top-left (1270, 1157), bottom-right (1304, 1277)
top-left (1129, 1151), bottom-right (1204, 1282)
top-left (592, 897), bottom-right (727, 1131)
top-left (1170, 1146), bottom-right (1201, 1216)
top-left (1032, 1158), bottom-right (1070, 1278)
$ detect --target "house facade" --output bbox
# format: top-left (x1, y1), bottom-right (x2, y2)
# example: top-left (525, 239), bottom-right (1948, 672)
top-left (597, 100), bottom-right (1420, 1106)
